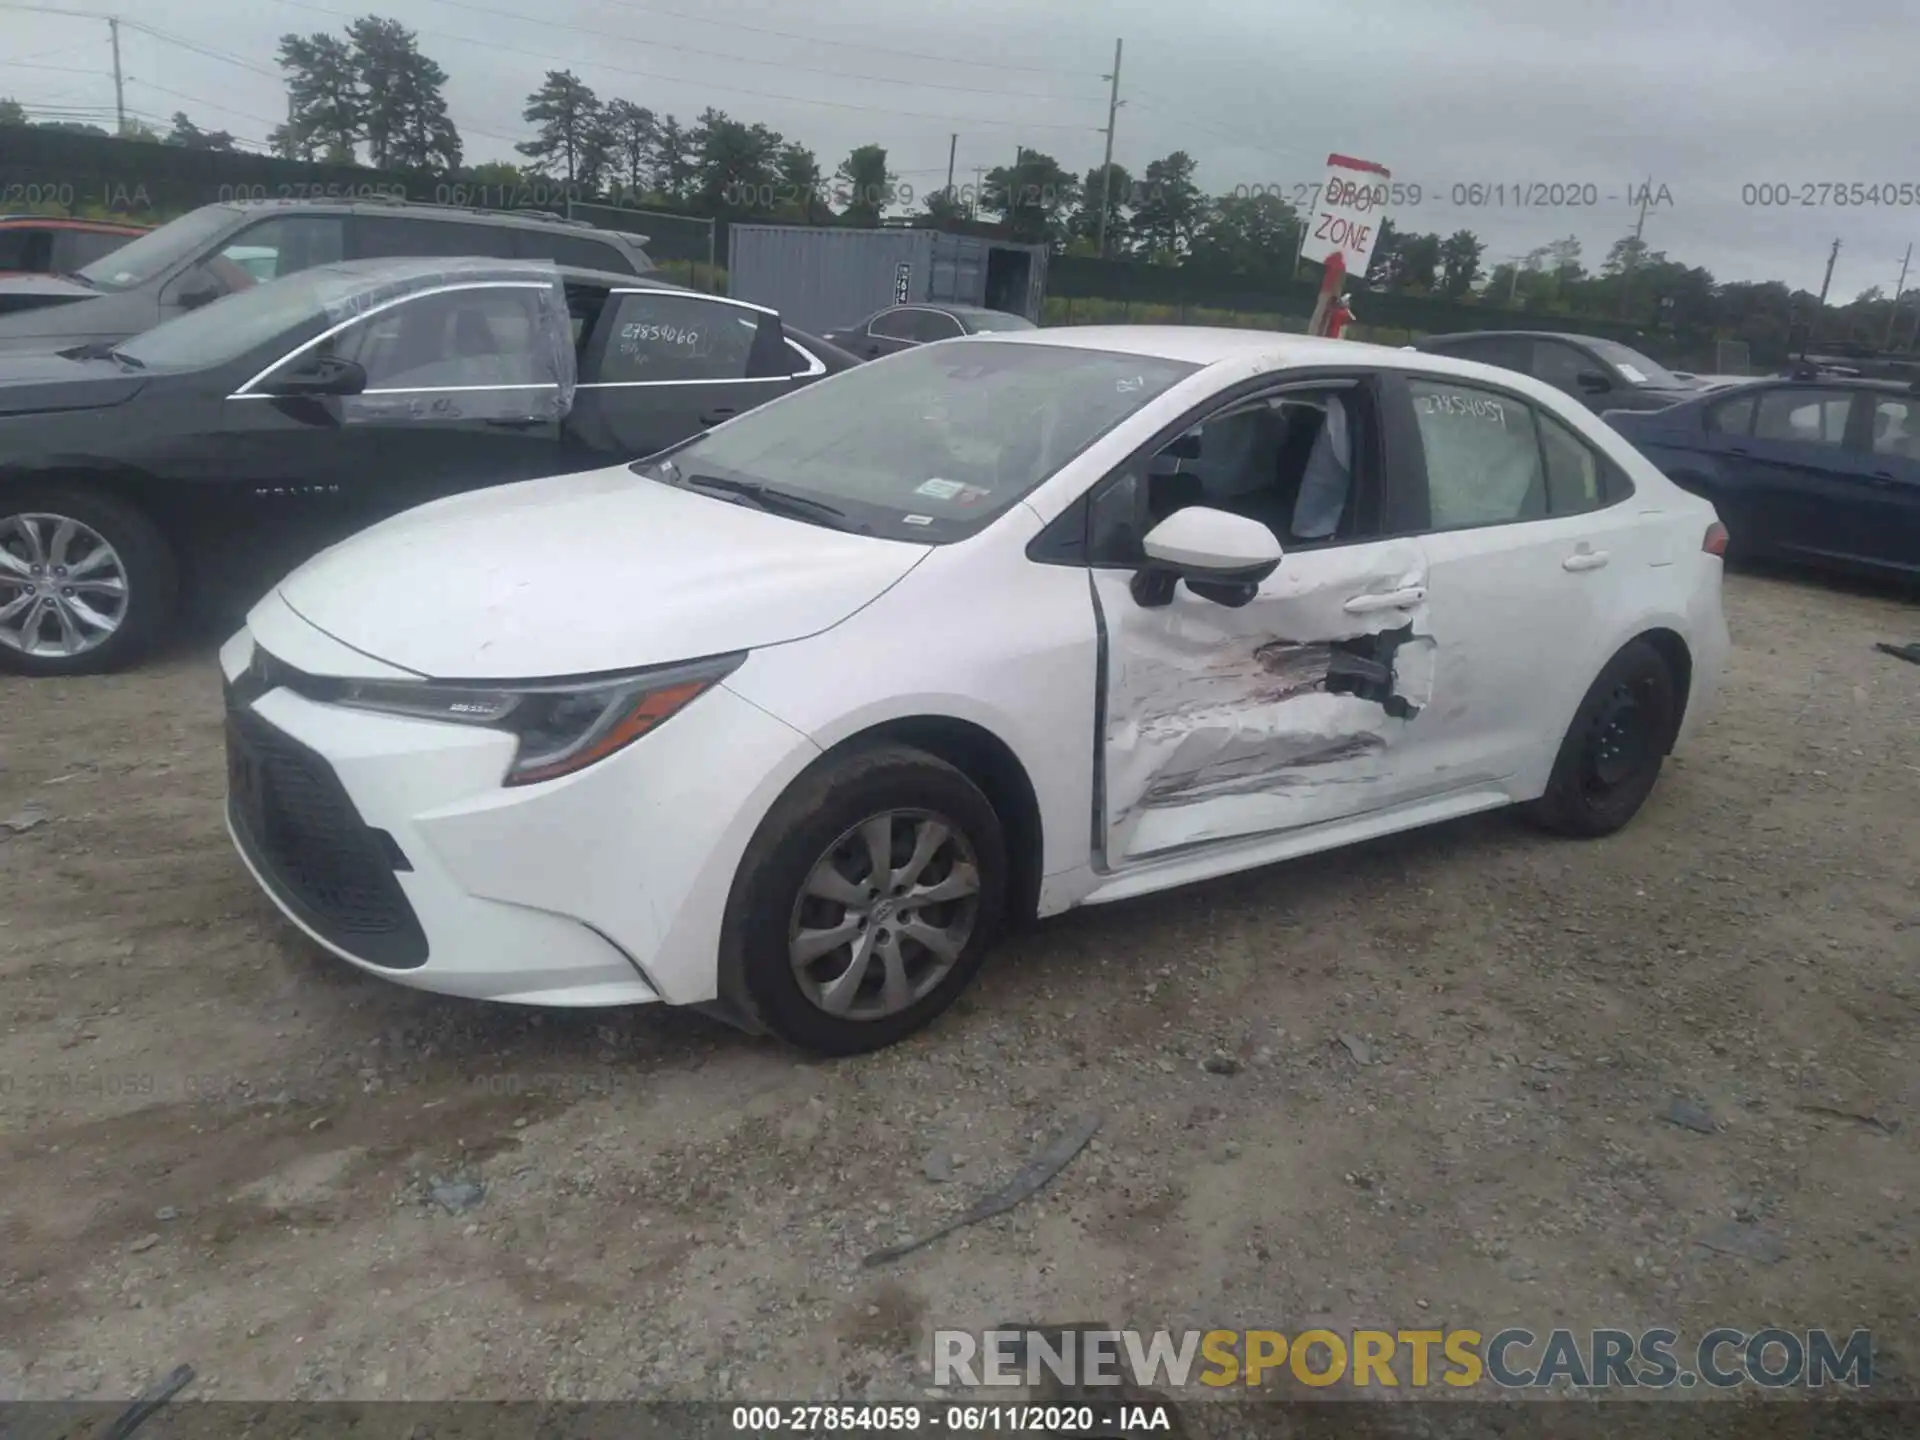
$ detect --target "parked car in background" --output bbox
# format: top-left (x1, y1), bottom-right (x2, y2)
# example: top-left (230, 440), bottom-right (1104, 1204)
top-left (0, 215), bottom-right (147, 277)
top-left (1416, 330), bottom-right (1699, 413)
top-left (1605, 375), bottom-right (1919, 577)
top-left (218, 327), bottom-right (1727, 1055)
top-left (0, 199), bottom-right (654, 354)
top-left (821, 302), bottom-right (1035, 362)
top-left (0, 257), bottom-right (853, 675)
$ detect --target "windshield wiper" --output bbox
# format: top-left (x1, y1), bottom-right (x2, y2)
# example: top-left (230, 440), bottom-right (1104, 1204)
top-left (679, 473), bottom-right (855, 529)
top-left (58, 341), bottom-right (143, 368)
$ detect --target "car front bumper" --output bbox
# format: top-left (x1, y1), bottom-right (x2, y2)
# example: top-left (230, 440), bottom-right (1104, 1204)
top-left (219, 621), bottom-right (819, 1009)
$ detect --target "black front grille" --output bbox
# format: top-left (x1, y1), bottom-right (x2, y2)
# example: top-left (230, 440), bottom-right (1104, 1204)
top-left (226, 696), bottom-right (428, 969)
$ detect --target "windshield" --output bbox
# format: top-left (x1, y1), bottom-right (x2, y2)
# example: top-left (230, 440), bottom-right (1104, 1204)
top-left (646, 340), bottom-right (1197, 541)
top-left (76, 205), bottom-right (238, 291)
top-left (115, 265), bottom-right (341, 370)
top-left (964, 310), bottom-right (1037, 332)
top-left (1587, 338), bottom-right (1686, 389)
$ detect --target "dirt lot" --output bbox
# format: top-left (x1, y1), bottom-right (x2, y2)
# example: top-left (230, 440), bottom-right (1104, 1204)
top-left (1, 569), bottom-right (1916, 1404)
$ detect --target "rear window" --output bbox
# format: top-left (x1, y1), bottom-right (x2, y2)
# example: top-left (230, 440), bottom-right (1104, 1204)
top-left (514, 229), bottom-right (636, 274)
top-left (354, 216), bottom-right (516, 260)
top-left (0, 229), bottom-right (48, 271)
top-left (963, 310), bottom-right (1035, 332)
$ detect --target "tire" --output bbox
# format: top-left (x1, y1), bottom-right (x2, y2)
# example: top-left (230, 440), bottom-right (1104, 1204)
top-left (1523, 639), bottom-right (1678, 838)
top-left (723, 743), bottom-right (1008, 1055)
top-left (0, 483), bottom-right (178, 677)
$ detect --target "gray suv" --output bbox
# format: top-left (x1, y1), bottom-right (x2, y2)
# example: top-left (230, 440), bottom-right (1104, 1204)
top-left (0, 199), bottom-right (654, 353)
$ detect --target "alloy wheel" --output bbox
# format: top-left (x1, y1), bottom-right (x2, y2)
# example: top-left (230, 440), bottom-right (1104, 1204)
top-left (788, 808), bottom-right (981, 1021)
top-left (0, 512), bottom-right (130, 659)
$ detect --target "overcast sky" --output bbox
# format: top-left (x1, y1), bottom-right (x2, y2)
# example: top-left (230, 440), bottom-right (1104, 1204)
top-left (6, 0), bottom-right (1918, 294)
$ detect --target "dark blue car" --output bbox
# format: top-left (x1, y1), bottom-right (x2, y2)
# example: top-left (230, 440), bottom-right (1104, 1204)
top-left (1605, 376), bottom-right (1920, 578)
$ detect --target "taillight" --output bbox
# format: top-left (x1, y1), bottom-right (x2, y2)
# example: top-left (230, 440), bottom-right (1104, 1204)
top-left (1703, 521), bottom-right (1729, 557)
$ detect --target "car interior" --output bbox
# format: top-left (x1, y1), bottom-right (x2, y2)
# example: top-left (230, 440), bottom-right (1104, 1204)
top-left (1091, 387), bottom-right (1365, 564)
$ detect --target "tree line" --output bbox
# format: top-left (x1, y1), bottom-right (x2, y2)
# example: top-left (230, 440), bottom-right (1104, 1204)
top-left (4, 11), bottom-right (1912, 354)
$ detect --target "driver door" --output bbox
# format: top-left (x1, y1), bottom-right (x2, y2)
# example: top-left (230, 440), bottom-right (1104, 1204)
top-left (1085, 375), bottom-right (1439, 864)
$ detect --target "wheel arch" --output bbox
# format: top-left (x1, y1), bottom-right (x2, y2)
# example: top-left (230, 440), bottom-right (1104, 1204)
top-left (812, 714), bottom-right (1045, 926)
top-left (1629, 626), bottom-right (1693, 752)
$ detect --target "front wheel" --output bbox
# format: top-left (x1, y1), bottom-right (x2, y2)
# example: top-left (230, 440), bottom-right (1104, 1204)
top-left (0, 485), bottom-right (178, 676)
top-left (725, 744), bottom-right (1007, 1055)
top-left (1523, 640), bottom-right (1678, 838)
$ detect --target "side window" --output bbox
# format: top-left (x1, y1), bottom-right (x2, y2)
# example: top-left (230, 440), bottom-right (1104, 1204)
top-left (0, 229), bottom-right (50, 271)
top-left (209, 216), bottom-right (345, 291)
top-left (53, 229), bottom-right (131, 271)
top-left (1870, 397), bottom-right (1920, 461)
top-left (354, 216), bottom-right (515, 260)
top-left (1408, 378), bottom-right (1547, 528)
top-left (1538, 412), bottom-right (1604, 515)
top-left (1754, 388), bottom-right (1851, 446)
top-left (912, 310), bottom-right (965, 342)
top-left (321, 286), bottom-right (552, 391)
top-left (594, 292), bottom-right (761, 382)
top-left (514, 230), bottom-right (631, 273)
top-left (868, 309), bottom-right (920, 340)
top-left (1437, 336), bottom-right (1529, 372)
top-left (1530, 340), bottom-right (1597, 393)
top-left (1706, 394), bottom-right (1756, 436)
top-left (1089, 385), bottom-right (1364, 563)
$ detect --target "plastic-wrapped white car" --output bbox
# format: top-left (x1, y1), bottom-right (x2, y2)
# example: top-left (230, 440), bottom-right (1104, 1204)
top-left (222, 328), bottom-right (1730, 1054)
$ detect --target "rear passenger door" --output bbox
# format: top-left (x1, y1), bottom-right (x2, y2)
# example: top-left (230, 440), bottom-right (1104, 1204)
top-left (1860, 394), bottom-right (1920, 571)
top-left (1736, 387), bottom-right (1862, 563)
top-left (1386, 372), bottom-right (1649, 791)
top-left (566, 288), bottom-right (802, 461)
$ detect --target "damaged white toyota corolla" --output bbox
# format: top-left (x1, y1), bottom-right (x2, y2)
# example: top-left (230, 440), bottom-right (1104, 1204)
top-left (222, 328), bottom-right (1730, 1054)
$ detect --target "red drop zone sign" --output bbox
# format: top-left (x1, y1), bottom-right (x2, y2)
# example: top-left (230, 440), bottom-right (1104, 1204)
top-left (1302, 153), bottom-right (1392, 275)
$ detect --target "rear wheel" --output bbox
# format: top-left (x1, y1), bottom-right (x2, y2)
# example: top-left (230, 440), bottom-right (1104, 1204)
top-left (0, 485), bottom-right (177, 677)
top-left (725, 744), bottom-right (1007, 1055)
top-left (1524, 640), bottom-right (1678, 838)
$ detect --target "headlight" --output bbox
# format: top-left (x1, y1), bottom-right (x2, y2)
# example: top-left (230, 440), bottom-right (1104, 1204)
top-left (334, 653), bottom-right (744, 786)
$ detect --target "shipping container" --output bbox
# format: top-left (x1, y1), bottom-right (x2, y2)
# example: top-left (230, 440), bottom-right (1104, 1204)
top-left (726, 224), bottom-right (1049, 336)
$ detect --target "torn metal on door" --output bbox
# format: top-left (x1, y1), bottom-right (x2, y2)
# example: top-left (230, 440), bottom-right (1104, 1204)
top-left (1096, 543), bottom-right (1436, 860)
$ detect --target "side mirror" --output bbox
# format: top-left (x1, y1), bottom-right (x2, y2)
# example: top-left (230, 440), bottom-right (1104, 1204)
top-left (175, 268), bottom-right (224, 311)
top-left (1576, 368), bottom-right (1613, 395)
top-left (260, 354), bottom-right (367, 398)
top-left (1131, 506), bottom-right (1283, 609)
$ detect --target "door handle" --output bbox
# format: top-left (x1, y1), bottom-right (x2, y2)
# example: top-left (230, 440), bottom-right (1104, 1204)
top-left (1871, 471), bottom-right (1897, 485)
top-left (1562, 550), bottom-right (1611, 572)
top-left (1342, 586), bottom-right (1426, 614)
top-left (485, 417), bottom-right (544, 430)
top-left (698, 406), bottom-right (738, 427)
top-left (1729, 446), bottom-right (1751, 456)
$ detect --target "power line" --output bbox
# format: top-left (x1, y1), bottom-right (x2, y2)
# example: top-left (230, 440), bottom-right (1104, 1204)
top-left (120, 19), bottom-right (281, 80)
top-left (574, 0), bottom-right (1097, 78)
top-left (0, 60), bottom-right (105, 76)
top-left (270, 0), bottom-right (1101, 133)
top-left (412, 0), bottom-right (1103, 102)
top-left (124, 75), bottom-right (281, 131)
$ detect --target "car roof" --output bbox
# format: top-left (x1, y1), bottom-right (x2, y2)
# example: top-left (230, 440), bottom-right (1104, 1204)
top-left (964, 325), bottom-right (1423, 369)
top-left (1420, 330), bottom-right (1625, 347)
top-left (217, 199), bottom-right (648, 244)
top-left (0, 215), bottom-right (147, 233)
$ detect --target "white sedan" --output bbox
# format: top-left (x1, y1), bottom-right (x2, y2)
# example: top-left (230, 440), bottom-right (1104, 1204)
top-left (221, 327), bottom-right (1730, 1054)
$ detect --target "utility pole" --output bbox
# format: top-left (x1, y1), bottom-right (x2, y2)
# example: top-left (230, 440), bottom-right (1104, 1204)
top-left (1617, 174), bottom-right (1652, 320)
top-left (971, 167), bottom-right (983, 221)
top-left (107, 15), bottom-right (126, 136)
top-left (944, 133), bottom-right (957, 208)
top-left (1884, 242), bottom-right (1911, 350)
top-left (1802, 237), bottom-right (1840, 358)
top-left (1095, 38), bottom-right (1124, 259)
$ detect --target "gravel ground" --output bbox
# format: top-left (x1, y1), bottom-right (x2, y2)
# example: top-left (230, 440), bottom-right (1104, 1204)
top-left (0, 568), bottom-right (1915, 1404)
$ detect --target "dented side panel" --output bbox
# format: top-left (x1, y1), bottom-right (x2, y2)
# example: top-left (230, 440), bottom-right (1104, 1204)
top-left (1094, 538), bottom-right (1448, 862)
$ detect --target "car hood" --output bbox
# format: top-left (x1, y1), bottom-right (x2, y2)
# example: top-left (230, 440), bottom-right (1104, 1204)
top-left (276, 464), bottom-right (933, 679)
top-left (0, 272), bottom-right (96, 307)
top-left (0, 350), bottom-right (147, 414)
